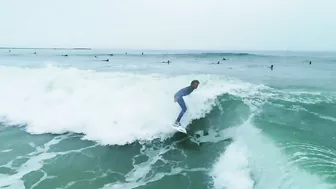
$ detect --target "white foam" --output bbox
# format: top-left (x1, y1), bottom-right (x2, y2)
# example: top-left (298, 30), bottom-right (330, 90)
top-left (211, 120), bottom-right (336, 189)
top-left (1, 149), bottom-right (13, 153)
top-left (211, 140), bottom-right (254, 189)
top-left (0, 136), bottom-right (63, 189)
top-left (0, 65), bottom-right (256, 145)
top-left (100, 143), bottom-right (206, 189)
top-left (266, 88), bottom-right (336, 104)
top-left (0, 135), bottom-right (95, 189)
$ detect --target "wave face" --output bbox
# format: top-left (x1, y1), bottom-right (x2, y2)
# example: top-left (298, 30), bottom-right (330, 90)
top-left (209, 84), bottom-right (336, 189)
top-left (210, 120), bottom-right (336, 189)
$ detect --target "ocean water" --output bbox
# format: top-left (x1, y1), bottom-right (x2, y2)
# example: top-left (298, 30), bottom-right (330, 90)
top-left (0, 49), bottom-right (335, 189)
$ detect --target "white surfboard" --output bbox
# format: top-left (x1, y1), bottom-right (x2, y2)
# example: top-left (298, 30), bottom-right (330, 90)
top-left (172, 124), bottom-right (187, 134)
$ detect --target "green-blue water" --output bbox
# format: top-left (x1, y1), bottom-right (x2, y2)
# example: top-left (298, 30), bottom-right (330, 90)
top-left (0, 49), bottom-right (335, 189)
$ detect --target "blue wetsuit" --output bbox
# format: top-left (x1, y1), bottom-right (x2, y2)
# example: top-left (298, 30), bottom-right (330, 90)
top-left (174, 86), bottom-right (195, 122)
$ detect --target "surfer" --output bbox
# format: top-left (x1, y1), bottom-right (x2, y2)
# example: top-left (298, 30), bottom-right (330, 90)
top-left (174, 80), bottom-right (200, 126)
top-left (162, 60), bottom-right (170, 64)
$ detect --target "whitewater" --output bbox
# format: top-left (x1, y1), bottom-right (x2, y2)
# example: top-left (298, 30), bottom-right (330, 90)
top-left (0, 65), bottom-right (251, 145)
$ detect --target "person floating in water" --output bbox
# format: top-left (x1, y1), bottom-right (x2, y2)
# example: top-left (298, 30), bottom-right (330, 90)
top-left (174, 80), bottom-right (200, 127)
top-left (309, 61), bottom-right (312, 65)
top-left (270, 65), bottom-right (273, 70)
top-left (162, 60), bottom-right (170, 64)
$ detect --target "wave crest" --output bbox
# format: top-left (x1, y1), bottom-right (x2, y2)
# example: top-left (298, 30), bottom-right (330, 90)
top-left (0, 66), bottom-right (255, 145)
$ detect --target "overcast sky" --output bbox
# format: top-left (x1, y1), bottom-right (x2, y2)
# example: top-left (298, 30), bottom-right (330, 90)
top-left (1, 0), bottom-right (335, 51)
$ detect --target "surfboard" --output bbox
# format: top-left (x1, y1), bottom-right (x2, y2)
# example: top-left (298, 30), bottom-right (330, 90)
top-left (172, 124), bottom-right (187, 134)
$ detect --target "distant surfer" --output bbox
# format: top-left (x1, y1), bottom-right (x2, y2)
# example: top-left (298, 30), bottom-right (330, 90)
top-left (173, 80), bottom-right (200, 127)
top-left (309, 61), bottom-right (312, 65)
top-left (270, 65), bottom-right (273, 70)
top-left (162, 60), bottom-right (170, 64)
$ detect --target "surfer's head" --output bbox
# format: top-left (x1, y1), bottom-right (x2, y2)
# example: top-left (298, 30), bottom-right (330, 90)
top-left (190, 80), bottom-right (199, 89)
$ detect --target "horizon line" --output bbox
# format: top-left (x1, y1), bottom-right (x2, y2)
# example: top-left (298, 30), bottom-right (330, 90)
top-left (0, 46), bottom-right (335, 53)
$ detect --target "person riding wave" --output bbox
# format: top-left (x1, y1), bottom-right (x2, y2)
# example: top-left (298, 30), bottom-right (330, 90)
top-left (173, 80), bottom-right (200, 127)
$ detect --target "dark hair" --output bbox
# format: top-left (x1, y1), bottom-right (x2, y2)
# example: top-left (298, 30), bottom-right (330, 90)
top-left (190, 80), bottom-right (199, 85)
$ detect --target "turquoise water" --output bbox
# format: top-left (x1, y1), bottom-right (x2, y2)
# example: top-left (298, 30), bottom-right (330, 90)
top-left (0, 49), bottom-right (335, 189)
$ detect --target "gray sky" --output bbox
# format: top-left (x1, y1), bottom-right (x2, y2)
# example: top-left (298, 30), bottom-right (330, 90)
top-left (1, 0), bottom-right (335, 51)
